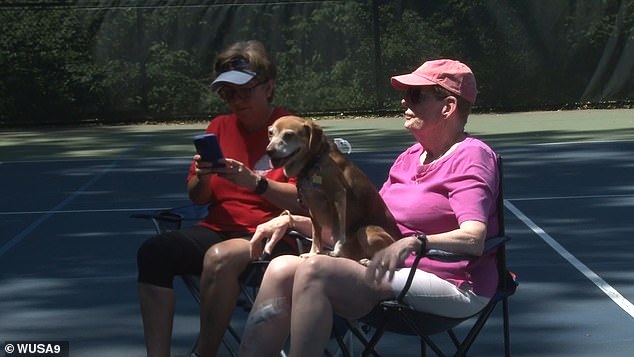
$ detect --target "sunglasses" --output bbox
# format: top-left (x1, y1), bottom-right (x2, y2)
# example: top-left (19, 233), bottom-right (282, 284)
top-left (218, 81), bottom-right (267, 101)
top-left (405, 87), bottom-right (450, 105)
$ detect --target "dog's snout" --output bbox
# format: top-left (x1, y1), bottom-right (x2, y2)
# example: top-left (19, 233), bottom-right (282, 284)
top-left (266, 141), bottom-right (277, 156)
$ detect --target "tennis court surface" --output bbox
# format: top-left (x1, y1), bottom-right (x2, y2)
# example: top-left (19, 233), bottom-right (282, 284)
top-left (1, 109), bottom-right (633, 356)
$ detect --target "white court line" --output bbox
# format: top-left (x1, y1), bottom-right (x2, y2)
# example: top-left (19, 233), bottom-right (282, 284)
top-left (0, 156), bottom-right (188, 164)
top-left (535, 138), bottom-right (634, 146)
top-left (509, 193), bottom-right (634, 202)
top-left (0, 207), bottom-right (170, 216)
top-left (505, 200), bottom-right (634, 319)
top-left (0, 162), bottom-right (119, 256)
top-left (0, 135), bottom-right (152, 257)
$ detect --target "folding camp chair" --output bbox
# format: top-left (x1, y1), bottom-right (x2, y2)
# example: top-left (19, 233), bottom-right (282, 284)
top-left (131, 204), bottom-right (305, 357)
top-left (339, 155), bottom-right (518, 357)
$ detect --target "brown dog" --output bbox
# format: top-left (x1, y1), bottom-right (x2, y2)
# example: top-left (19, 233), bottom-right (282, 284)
top-left (266, 115), bottom-right (400, 261)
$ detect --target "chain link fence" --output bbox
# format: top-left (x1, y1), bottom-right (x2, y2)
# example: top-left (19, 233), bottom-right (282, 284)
top-left (1, 0), bottom-right (633, 125)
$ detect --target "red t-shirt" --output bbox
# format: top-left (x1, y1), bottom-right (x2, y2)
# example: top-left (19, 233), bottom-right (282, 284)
top-left (187, 107), bottom-right (294, 233)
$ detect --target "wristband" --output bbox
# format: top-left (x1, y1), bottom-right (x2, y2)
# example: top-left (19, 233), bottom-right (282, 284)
top-left (279, 209), bottom-right (294, 228)
top-left (415, 233), bottom-right (427, 255)
top-left (254, 175), bottom-right (269, 194)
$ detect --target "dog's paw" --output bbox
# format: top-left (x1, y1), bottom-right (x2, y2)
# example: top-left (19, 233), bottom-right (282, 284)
top-left (358, 258), bottom-right (371, 266)
top-left (332, 241), bottom-right (343, 256)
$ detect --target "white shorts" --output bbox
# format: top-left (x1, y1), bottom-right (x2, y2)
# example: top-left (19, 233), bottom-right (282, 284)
top-left (389, 268), bottom-right (490, 318)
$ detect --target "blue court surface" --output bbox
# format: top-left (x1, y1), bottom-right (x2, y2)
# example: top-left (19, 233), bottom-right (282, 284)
top-left (1, 110), bottom-right (633, 356)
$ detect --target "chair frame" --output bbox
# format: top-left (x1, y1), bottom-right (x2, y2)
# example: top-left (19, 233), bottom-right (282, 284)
top-left (339, 155), bottom-right (518, 357)
top-left (131, 204), bottom-right (242, 356)
top-left (131, 204), bottom-right (307, 357)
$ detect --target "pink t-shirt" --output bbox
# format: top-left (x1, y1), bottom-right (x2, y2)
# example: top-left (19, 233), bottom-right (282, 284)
top-left (379, 136), bottom-right (499, 297)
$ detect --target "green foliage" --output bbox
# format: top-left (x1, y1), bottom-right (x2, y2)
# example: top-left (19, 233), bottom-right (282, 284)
top-left (0, 0), bottom-right (632, 124)
top-left (275, 1), bottom-right (377, 112)
top-left (145, 42), bottom-right (208, 114)
top-left (0, 7), bottom-right (95, 121)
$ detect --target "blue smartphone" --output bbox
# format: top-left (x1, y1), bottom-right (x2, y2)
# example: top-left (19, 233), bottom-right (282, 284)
top-left (193, 133), bottom-right (225, 167)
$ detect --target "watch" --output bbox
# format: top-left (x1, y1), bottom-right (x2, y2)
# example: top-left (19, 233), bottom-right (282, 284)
top-left (254, 175), bottom-right (269, 195)
top-left (415, 233), bottom-right (427, 255)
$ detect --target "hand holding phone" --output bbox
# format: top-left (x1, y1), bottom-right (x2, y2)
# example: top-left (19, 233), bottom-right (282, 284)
top-left (193, 133), bottom-right (225, 167)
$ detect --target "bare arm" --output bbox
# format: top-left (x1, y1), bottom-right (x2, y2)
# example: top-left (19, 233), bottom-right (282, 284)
top-left (259, 179), bottom-right (305, 213)
top-left (249, 214), bottom-right (316, 260)
top-left (425, 220), bottom-right (487, 256)
top-left (188, 169), bottom-right (214, 204)
top-left (366, 220), bottom-right (487, 283)
top-left (187, 155), bottom-right (305, 213)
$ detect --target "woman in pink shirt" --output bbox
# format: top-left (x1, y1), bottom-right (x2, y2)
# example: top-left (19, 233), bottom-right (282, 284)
top-left (239, 59), bottom-right (500, 357)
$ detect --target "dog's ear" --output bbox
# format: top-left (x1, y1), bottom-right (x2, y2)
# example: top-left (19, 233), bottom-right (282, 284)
top-left (305, 120), bottom-right (325, 156)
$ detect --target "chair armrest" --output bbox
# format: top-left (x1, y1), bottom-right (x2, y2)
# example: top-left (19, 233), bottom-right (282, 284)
top-left (424, 235), bottom-right (510, 262)
top-left (396, 235), bottom-right (511, 302)
top-left (425, 249), bottom-right (473, 262)
top-left (166, 203), bottom-right (209, 221)
top-left (130, 203), bottom-right (210, 235)
top-left (287, 230), bottom-right (312, 254)
top-left (130, 211), bottom-right (184, 234)
top-left (484, 235), bottom-right (510, 252)
top-left (287, 230), bottom-right (311, 241)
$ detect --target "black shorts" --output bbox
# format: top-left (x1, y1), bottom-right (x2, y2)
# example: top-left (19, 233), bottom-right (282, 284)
top-left (136, 225), bottom-right (298, 288)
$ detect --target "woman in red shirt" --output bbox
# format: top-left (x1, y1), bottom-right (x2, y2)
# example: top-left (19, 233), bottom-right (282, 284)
top-left (136, 40), bottom-right (303, 357)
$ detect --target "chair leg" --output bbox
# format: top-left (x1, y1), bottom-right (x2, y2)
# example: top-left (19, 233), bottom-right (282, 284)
top-left (399, 314), bottom-right (445, 357)
top-left (447, 329), bottom-right (460, 348)
top-left (345, 321), bottom-right (380, 357)
top-left (503, 298), bottom-right (511, 357)
top-left (218, 325), bottom-right (242, 357)
top-left (424, 336), bottom-right (448, 357)
top-left (361, 325), bottom-right (386, 357)
top-left (419, 337), bottom-right (427, 357)
top-left (454, 304), bottom-right (496, 356)
top-left (189, 333), bottom-right (199, 357)
top-left (332, 330), bottom-right (352, 357)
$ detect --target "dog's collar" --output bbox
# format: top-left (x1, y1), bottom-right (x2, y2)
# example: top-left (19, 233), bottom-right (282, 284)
top-left (301, 159), bottom-right (324, 189)
top-left (299, 154), bottom-right (321, 177)
top-left (296, 144), bottom-right (330, 207)
top-left (299, 144), bottom-right (329, 178)
top-left (296, 162), bottom-right (323, 208)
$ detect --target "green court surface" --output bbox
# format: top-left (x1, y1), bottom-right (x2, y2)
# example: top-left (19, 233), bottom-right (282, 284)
top-left (2, 109), bottom-right (633, 161)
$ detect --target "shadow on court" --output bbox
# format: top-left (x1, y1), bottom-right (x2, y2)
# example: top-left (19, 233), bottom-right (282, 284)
top-left (1, 110), bottom-right (633, 356)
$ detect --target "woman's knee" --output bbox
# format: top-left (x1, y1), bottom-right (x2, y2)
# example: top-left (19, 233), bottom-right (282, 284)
top-left (202, 239), bottom-right (250, 275)
top-left (263, 255), bottom-right (301, 282)
top-left (294, 255), bottom-right (332, 284)
top-left (137, 237), bottom-right (173, 288)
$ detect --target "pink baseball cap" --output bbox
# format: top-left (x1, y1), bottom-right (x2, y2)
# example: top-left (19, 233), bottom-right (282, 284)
top-left (391, 59), bottom-right (477, 104)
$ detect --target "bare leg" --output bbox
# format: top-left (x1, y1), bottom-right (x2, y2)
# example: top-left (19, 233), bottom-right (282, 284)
top-left (197, 239), bottom-right (252, 357)
top-left (289, 255), bottom-right (393, 357)
top-left (239, 255), bottom-right (302, 357)
top-left (138, 283), bottom-right (175, 357)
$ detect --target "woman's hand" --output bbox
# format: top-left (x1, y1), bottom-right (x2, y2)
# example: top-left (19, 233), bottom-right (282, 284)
top-left (250, 214), bottom-right (293, 260)
top-left (366, 236), bottom-right (419, 283)
top-left (194, 156), bottom-right (258, 190)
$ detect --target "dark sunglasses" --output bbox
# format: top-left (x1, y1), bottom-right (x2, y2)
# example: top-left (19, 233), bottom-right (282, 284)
top-left (218, 80), bottom-right (267, 101)
top-left (405, 87), bottom-right (449, 105)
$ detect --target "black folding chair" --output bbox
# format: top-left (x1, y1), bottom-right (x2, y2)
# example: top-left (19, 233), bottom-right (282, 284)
top-left (339, 155), bottom-right (518, 357)
top-left (131, 204), bottom-right (304, 357)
